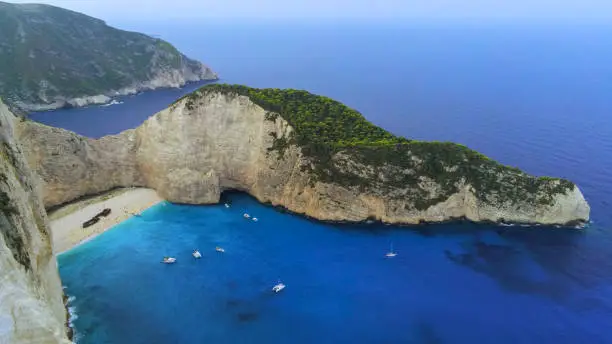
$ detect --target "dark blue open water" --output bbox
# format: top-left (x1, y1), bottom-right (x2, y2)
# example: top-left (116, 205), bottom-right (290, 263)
top-left (41, 22), bottom-right (612, 343)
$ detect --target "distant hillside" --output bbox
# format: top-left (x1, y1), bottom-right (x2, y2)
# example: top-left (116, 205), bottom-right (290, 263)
top-left (0, 1), bottom-right (218, 112)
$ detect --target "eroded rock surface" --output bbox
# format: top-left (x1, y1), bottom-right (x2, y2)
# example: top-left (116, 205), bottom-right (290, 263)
top-left (0, 99), bottom-right (70, 343)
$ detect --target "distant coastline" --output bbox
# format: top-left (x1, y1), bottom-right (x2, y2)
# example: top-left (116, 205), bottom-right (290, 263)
top-left (23, 78), bottom-right (220, 113)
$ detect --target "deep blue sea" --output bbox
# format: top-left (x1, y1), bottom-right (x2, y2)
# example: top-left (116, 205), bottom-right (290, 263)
top-left (41, 22), bottom-right (612, 343)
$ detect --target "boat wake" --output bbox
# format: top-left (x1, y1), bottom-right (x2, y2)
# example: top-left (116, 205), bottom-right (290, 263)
top-left (100, 99), bottom-right (124, 107)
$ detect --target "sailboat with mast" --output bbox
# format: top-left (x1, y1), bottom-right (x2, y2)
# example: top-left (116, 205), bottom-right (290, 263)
top-left (385, 242), bottom-right (397, 258)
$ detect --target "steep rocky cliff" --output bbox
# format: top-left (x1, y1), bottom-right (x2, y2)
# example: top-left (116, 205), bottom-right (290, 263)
top-left (0, 1), bottom-right (217, 112)
top-left (17, 85), bottom-right (590, 226)
top-left (0, 99), bottom-right (70, 343)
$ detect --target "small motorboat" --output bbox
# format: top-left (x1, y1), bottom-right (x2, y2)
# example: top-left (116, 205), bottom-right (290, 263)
top-left (215, 247), bottom-right (225, 253)
top-left (192, 250), bottom-right (202, 258)
top-left (162, 257), bottom-right (176, 264)
top-left (252, 217), bottom-right (258, 222)
top-left (225, 203), bottom-right (230, 208)
top-left (243, 213), bottom-right (251, 219)
top-left (272, 282), bottom-right (286, 293)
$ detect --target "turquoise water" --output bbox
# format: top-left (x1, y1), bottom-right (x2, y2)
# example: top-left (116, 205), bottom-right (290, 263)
top-left (42, 22), bottom-right (612, 342)
top-left (59, 193), bottom-right (611, 343)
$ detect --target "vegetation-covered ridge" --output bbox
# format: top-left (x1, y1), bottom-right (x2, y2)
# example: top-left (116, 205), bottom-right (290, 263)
top-left (177, 84), bottom-right (575, 210)
top-left (0, 1), bottom-right (216, 109)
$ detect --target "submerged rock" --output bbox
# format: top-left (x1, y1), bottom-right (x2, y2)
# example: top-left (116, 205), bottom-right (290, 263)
top-left (17, 85), bottom-right (590, 226)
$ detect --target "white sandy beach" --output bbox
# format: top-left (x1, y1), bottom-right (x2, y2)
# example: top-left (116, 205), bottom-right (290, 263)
top-left (50, 188), bottom-right (163, 255)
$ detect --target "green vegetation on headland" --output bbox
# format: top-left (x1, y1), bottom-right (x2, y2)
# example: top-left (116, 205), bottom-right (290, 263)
top-left (177, 84), bottom-right (574, 210)
top-left (0, 2), bottom-right (215, 110)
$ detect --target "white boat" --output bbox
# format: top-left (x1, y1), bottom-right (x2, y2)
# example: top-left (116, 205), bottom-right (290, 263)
top-left (192, 250), bottom-right (202, 258)
top-left (252, 217), bottom-right (258, 222)
top-left (215, 247), bottom-right (225, 253)
top-left (385, 243), bottom-right (397, 258)
top-left (272, 282), bottom-right (286, 293)
top-left (162, 257), bottom-right (176, 264)
top-left (243, 213), bottom-right (251, 219)
top-left (225, 203), bottom-right (230, 208)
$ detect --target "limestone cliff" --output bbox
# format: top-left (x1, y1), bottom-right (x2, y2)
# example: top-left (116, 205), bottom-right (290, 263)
top-left (0, 99), bottom-right (70, 343)
top-left (17, 85), bottom-right (590, 226)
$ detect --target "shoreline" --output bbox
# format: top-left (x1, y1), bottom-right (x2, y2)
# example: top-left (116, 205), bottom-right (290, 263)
top-left (50, 185), bottom-right (587, 257)
top-left (51, 188), bottom-right (163, 255)
top-left (241, 193), bottom-right (589, 230)
top-left (21, 78), bottom-right (219, 113)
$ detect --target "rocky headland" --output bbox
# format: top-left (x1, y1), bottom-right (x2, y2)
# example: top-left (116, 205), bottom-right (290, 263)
top-left (17, 84), bottom-right (590, 226)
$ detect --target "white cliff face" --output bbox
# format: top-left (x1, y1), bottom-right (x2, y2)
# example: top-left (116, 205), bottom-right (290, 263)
top-left (17, 93), bottom-right (590, 226)
top-left (0, 101), bottom-right (70, 344)
top-left (135, 93), bottom-right (275, 203)
top-left (16, 123), bottom-right (145, 208)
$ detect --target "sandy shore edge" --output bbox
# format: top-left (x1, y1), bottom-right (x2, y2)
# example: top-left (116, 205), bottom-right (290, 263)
top-left (51, 188), bottom-right (163, 255)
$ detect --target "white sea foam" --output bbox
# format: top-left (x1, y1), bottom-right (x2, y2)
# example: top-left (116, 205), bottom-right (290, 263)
top-left (99, 99), bottom-right (124, 107)
top-left (67, 296), bottom-right (81, 343)
top-left (68, 306), bottom-right (78, 323)
top-left (575, 221), bottom-right (591, 230)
